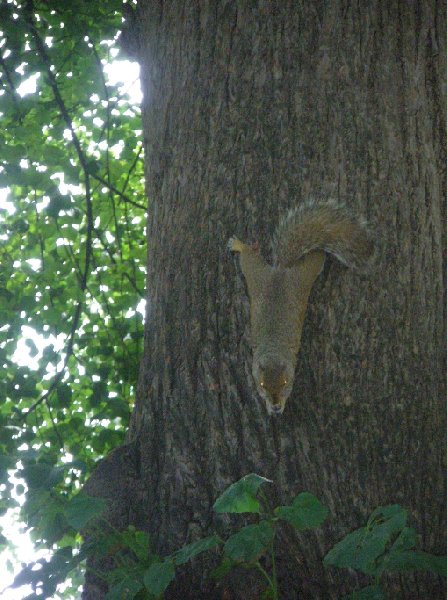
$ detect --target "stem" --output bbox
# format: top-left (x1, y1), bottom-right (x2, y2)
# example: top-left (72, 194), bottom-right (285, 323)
top-left (270, 527), bottom-right (279, 600)
top-left (255, 561), bottom-right (275, 591)
top-left (270, 543), bottom-right (278, 600)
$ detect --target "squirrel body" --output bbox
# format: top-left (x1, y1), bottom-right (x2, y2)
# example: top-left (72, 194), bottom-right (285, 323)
top-left (229, 200), bottom-right (373, 416)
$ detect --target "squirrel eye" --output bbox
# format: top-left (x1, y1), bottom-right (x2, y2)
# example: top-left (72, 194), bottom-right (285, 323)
top-left (260, 382), bottom-right (265, 387)
top-left (283, 379), bottom-right (288, 385)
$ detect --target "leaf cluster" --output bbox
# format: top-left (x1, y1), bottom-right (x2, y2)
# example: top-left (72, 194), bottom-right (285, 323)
top-left (104, 474), bottom-right (328, 600)
top-left (0, 2), bottom-right (145, 596)
top-left (324, 504), bottom-right (447, 599)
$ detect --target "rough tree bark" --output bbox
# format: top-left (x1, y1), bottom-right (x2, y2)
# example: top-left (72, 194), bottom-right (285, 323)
top-left (84, 1), bottom-right (446, 598)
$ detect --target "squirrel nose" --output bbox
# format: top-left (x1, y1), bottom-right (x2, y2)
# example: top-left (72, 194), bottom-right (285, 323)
top-left (270, 403), bottom-right (283, 415)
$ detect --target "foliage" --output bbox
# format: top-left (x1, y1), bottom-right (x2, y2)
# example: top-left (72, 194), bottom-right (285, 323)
top-left (104, 474), bottom-right (327, 600)
top-left (0, 0), bottom-right (144, 597)
top-left (324, 504), bottom-right (447, 599)
top-left (101, 483), bottom-right (447, 600)
top-left (7, 470), bottom-right (447, 598)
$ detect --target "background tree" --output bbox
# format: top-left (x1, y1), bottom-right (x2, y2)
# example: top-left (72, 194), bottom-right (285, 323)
top-left (0, 1), bottom-right (144, 598)
top-left (84, 1), bottom-right (447, 599)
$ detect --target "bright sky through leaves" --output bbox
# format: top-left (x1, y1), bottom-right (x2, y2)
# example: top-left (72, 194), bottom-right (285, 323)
top-left (0, 55), bottom-right (142, 600)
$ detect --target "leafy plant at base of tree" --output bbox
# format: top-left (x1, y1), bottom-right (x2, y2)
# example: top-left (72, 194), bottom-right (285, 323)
top-left (324, 504), bottom-right (447, 599)
top-left (101, 473), bottom-right (327, 600)
top-left (10, 476), bottom-right (447, 599)
top-left (10, 474), bottom-right (327, 599)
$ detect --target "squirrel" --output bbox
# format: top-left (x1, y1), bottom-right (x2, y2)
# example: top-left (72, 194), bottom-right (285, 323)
top-left (228, 199), bottom-right (374, 416)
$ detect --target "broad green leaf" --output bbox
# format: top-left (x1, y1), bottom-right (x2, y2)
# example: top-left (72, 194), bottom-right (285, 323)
top-left (274, 492), bottom-right (328, 530)
top-left (213, 474), bottom-right (272, 514)
top-left (65, 493), bottom-right (107, 530)
top-left (143, 560), bottom-right (176, 596)
top-left (324, 505), bottom-right (408, 576)
top-left (382, 549), bottom-right (447, 576)
top-left (210, 556), bottom-right (236, 580)
top-left (105, 576), bottom-right (144, 600)
top-left (22, 463), bottom-right (65, 490)
top-left (224, 521), bottom-right (274, 563)
top-left (172, 535), bottom-right (221, 565)
top-left (56, 384), bottom-right (73, 407)
top-left (120, 528), bottom-right (152, 562)
top-left (343, 585), bottom-right (385, 600)
top-left (388, 526), bottom-right (418, 553)
top-left (367, 505), bottom-right (407, 538)
top-left (324, 528), bottom-right (384, 576)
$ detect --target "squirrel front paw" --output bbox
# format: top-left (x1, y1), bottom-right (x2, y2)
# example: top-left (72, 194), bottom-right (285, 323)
top-left (228, 236), bottom-right (244, 253)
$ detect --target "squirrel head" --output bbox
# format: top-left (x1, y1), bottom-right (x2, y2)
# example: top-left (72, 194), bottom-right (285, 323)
top-left (252, 354), bottom-right (294, 415)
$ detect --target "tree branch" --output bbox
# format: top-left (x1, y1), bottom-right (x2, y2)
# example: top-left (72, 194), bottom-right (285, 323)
top-left (0, 54), bottom-right (22, 119)
top-left (91, 172), bottom-right (146, 210)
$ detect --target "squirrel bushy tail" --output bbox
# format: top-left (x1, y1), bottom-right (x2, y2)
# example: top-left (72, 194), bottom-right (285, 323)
top-left (272, 199), bottom-right (374, 271)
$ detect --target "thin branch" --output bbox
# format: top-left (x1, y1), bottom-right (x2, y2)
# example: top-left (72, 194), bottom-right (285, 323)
top-left (91, 172), bottom-right (146, 210)
top-left (121, 143), bottom-right (143, 196)
top-left (0, 53), bottom-right (22, 119)
top-left (45, 400), bottom-right (65, 450)
top-left (89, 38), bottom-right (145, 210)
top-left (93, 225), bottom-right (144, 297)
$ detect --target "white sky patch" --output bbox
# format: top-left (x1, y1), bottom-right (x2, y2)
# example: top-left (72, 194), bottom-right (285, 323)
top-left (16, 73), bottom-right (40, 97)
top-left (50, 172), bottom-right (83, 197)
top-left (103, 60), bottom-right (142, 104)
top-left (0, 189), bottom-right (15, 215)
top-left (136, 299), bottom-right (146, 318)
top-left (110, 140), bottom-right (124, 158)
top-left (11, 325), bottom-right (65, 369)
top-left (0, 470), bottom-right (52, 600)
top-left (25, 258), bottom-right (42, 271)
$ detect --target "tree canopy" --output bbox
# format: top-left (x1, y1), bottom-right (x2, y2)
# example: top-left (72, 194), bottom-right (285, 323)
top-left (0, 1), bottom-right (143, 597)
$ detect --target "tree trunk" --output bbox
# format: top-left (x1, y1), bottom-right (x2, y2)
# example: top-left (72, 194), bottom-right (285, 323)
top-left (84, 1), bottom-right (447, 598)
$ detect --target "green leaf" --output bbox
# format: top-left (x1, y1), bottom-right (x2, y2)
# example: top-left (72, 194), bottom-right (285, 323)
top-left (388, 526), bottom-right (418, 553)
top-left (15, 483), bottom-right (25, 496)
top-left (382, 549), bottom-right (447, 576)
top-left (56, 384), bottom-right (72, 407)
top-left (65, 493), bottom-right (107, 530)
top-left (210, 556), bottom-right (236, 580)
top-left (105, 577), bottom-right (144, 599)
top-left (324, 505), bottom-right (408, 576)
top-left (224, 521), bottom-right (274, 563)
top-left (22, 463), bottom-right (64, 490)
top-left (367, 505), bottom-right (407, 538)
top-left (343, 585), bottom-right (385, 600)
top-left (143, 560), bottom-right (175, 597)
top-left (324, 528), bottom-right (385, 576)
top-left (213, 474), bottom-right (272, 514)
top-left (274, 492), bottom-right (328, 530)
top-left (172, 535), bottom-right (221, 565)
top-left (24, 338), bottom-right (39, 357)
top-left (120, 528), bottom-right (152, 563)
